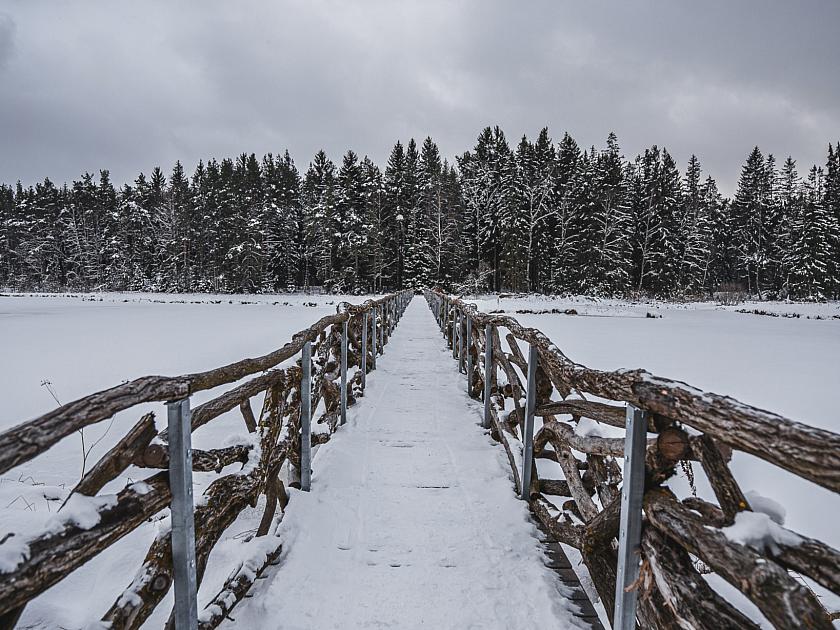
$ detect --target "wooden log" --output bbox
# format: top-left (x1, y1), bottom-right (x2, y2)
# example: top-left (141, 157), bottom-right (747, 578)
top-left (534, 400), bottom-right (627, 426)
top-left (694, 435), bottom-right (750, 522)
top-left (554, 443), bottom-right (598, 521)
top-left (535, 419), bottom-right (657, 457)
top-left (583, 495), bottom-right (621, 545)
top-left (641, 527), bottom-right (760, 629)
top-left (645, 487), bottom-right (833, 630)
top-left (530, 495), bottom-right (584, 548)
top-left (197, 542), bottom-right (283, 629)
top-left (0, 473), bottom-right (171, 616)
top-left (682, 498), bottom-right (840, 595)
top-left (767, 530), bottom-right (840, 597)
top-left (240, 399), bottom-right (257, 433)
top-left (587, 453), bottom-right (621, 507)
top-left (136, 443), bottom-right (251, 472)
top-left (655, 426), bottom-right (690, 463)
top-left (682, 497), bottom-right (729, 527)
top-left (505, 333), bottom-right (527, 371)
top-left (539, 478), bottom-right (573, 497)
top-left (71, 412), bottom-right (157, 497)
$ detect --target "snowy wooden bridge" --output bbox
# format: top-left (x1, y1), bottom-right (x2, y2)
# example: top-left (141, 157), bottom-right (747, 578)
top-left (1, 292), bottom-right (839, 629)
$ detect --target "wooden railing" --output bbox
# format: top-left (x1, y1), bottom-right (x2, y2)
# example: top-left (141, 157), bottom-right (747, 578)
top-left (425, 289), bottom-right (840, 629)
top-left (0, 290), bottom-right (412, 629)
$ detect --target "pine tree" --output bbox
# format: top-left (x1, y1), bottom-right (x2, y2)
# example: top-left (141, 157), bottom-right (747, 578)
top-left (590, 133), bottom-right (631, 294)
top-left (403, 139), bottom-right (433, 289)
top-left (732, 147), bottom-right (774, 297)
top-left (786, 166), bottom-right (833, 298)
top-left (510, 128), bottom-right (556, 292)
top-left (676, 155), bottom-right (713, 295)
top-left (302, 150), bottom-right (337, 290)
top-left (823, 143), bottom-right (840, 298)
top-left (549, 133), bottom-right (583, 292)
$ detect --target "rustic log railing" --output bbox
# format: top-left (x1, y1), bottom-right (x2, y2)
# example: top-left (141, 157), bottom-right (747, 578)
top-left (424, 289), bottom-right (840, 630)
top-left (0, 290), bottom-right (413, 630)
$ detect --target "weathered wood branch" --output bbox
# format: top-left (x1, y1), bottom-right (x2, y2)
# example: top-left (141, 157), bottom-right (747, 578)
top-left (694, 435), bottom-right (750, 522)
top-left (534, 399), bottom-right (627, 427)
top-left (645, 488), bottom-right (833, 630)
top-left (72, 412), bottom-right (157, 497)
top-left (136, 443), bottom-right (251, 472)
top-left (0, 473), bottom-right (171, 616)
top-left (197, 541), bottom-right (284, 629)
top-left (641, 527), bottom-right (760, 629)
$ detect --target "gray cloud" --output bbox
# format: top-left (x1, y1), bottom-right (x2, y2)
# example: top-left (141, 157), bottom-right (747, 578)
top-left (0, 12), bottom-right (14, 70)
top-left (0, 0), bottom-right (838, 195)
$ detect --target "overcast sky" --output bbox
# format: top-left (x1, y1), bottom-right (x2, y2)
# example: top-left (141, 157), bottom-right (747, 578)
top-left (1, 1), bottom-right (838, 195)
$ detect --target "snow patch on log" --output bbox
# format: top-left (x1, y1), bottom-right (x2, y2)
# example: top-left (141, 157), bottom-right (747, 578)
top-left (723, 511), bottom-right (803, 554)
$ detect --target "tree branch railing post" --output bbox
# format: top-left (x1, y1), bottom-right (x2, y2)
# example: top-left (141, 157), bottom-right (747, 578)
top-left (300, 341), bottom-right (312, 492)
top-left (614, 404), bottom-right (648, 630)
top-left (521, 343), bottom-right (537, 500)
top-left (167, 397), bottom-right (198, 630)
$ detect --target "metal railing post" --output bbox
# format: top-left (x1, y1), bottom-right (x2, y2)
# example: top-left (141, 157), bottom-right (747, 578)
top-left (167, 397), bottom-right (198, 630)
top-left (379, 302), bottom-right (385, 350)
top-left (300, 341), bottom-right (312, 491)
top-left (340, 319), bottom-right (348, 425)
top-left (361, 311), bottom-right (368, 388)
top-left (614, 404), bottom-right (648, 629)
top-left (370, 306), bottom-right (377, 369)
top-left (451, 309), bottom-right (458, 358)
top-left (521, 344), bottom-right (537, 500)
top-left (466, 316), bottom-right (473, 394)
top-left (458, 311), bottom-right (465, 373)
top-left (483, 324), bottom-right (493, 429)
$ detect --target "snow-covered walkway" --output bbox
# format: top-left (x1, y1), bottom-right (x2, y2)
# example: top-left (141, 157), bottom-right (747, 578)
top-left (225, 298), bottom-right (585, 629)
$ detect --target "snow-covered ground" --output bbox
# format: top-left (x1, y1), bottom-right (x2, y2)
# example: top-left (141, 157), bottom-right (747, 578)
top-left (471, 293), bottom-right (840, 620)
top-left (1, 291), bottom-right (838, 626)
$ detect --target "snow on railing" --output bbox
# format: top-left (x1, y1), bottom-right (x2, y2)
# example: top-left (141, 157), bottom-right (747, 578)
top-left (0, 290), bottom-right (413, 629)
top-left (425, 288), bottom-right (840, 630)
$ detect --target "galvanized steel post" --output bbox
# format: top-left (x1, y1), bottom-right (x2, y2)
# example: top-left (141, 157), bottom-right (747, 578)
top-left (465, 316), bottom-right (473, 394)
top-left (451, 309), bottom-right (458, 358)
top-left (483, 324), bottom-right (493, 429)
top-left (379, 302), bottom-right (385, 350)
top-left (458, 312), bottom-right (465, 373)
top-left (370, 306), bottom-right (377, 369)
top-left (300, 341), bottom-right (312, 491)
top-left (613, 404), bottom-right (648, 630)
top-left (521, 344), bottom-right (538, 500)
top-left (167, 397), bottom-right (198, 630)
top-left (361, 311), bottom-right (368, 388)
top-left (340, 319), bottom-right (348, 426)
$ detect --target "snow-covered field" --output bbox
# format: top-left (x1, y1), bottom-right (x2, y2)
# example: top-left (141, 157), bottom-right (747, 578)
top-left (1, 292), bottom-right (839, 626)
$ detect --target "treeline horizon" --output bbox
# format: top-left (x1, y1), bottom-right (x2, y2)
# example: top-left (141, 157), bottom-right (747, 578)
top-left (1, 127), bottom-right (839, 300)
